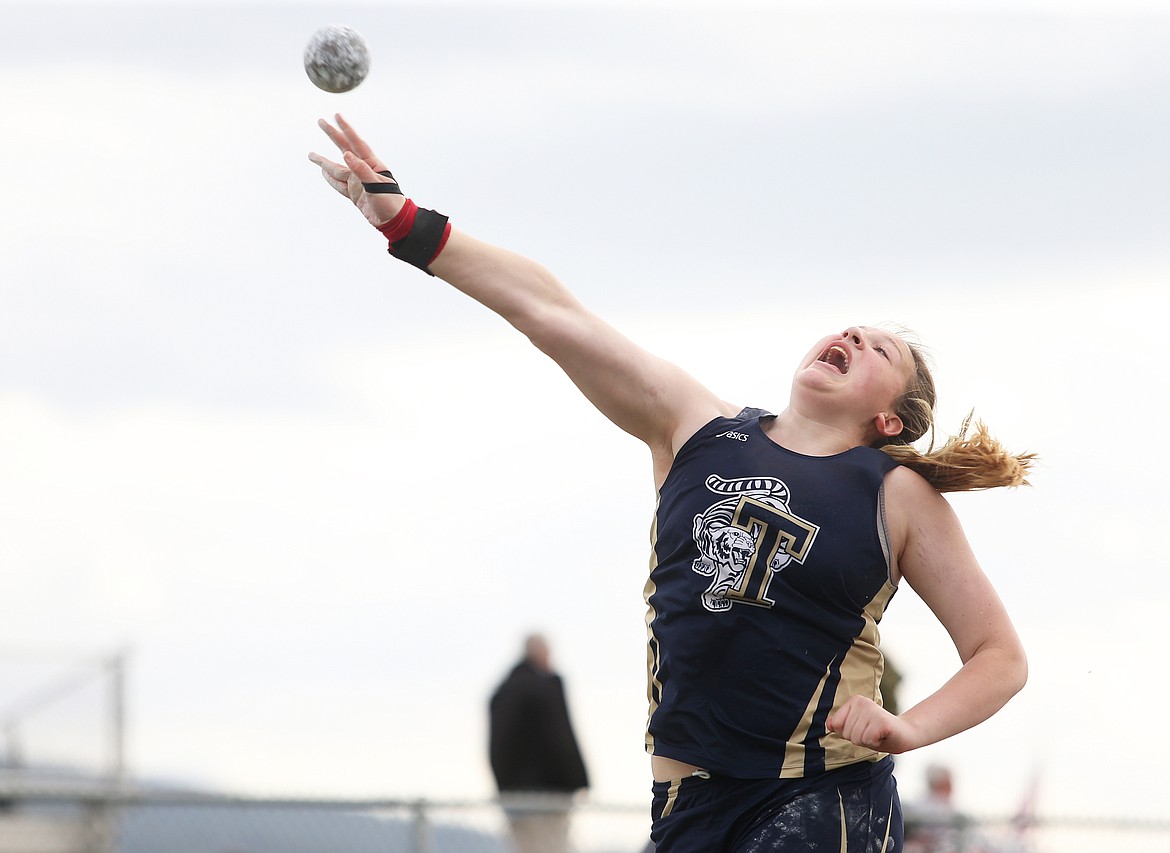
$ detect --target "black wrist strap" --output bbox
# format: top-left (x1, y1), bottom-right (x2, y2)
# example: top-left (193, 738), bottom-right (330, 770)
top-left (390, 207), bottom-right (449, 275)
top-left (363, 170), bottom-right (403, 195)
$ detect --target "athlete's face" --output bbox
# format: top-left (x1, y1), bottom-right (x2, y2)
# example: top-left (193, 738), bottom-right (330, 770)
top-left (795, 326), bottom-right (916, 438)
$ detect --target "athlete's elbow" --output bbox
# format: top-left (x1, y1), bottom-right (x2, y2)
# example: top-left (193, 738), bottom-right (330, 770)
top-left (975, 637), bottom-right (1027, 704)
top-left (1014, 650), bottom-right (1029, 695)
top-left (511, 287), bottom-right (584, 345)
top-left (1002, 642), bottom-right (1028, 699)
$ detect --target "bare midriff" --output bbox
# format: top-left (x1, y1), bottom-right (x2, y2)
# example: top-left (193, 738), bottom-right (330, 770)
top-left (651, 754), bottom-right (706, 782)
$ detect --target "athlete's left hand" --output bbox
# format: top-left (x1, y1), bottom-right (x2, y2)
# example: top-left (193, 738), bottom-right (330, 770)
top-left (826, 696), bottom-right (918, 754)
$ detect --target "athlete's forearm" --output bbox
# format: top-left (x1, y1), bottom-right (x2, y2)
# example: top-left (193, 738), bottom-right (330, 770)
top-left (427, 228), bottom-right (583, 343)
top-left (898, 640), bottom-right (1027, 750)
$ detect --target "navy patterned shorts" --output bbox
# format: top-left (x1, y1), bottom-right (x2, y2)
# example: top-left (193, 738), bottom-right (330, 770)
top-left (650, 757), bottom-right (902, 853)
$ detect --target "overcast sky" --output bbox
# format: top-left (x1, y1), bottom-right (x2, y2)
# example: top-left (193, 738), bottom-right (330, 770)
top-left (1, 0), bottom-right (1168, 837)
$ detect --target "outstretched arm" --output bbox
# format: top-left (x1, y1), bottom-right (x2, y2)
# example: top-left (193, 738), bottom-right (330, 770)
top-left (309, 115), bottom-right (734, 480)
top-left (826, 466), bottom-right (1027, 753)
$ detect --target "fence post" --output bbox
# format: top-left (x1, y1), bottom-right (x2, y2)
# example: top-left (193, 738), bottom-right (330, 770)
top-left (82, 796), bottom-right (118, 853)
top-left (410, 798), bottom-right (430, 853)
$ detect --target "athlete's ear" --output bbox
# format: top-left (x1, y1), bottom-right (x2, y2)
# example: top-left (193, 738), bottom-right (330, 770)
top-left (873, 412), bottom-right (903, 439)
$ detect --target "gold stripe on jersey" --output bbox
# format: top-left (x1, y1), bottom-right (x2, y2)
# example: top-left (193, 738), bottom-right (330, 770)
top-left (644, 498), bottom-right (664, 754)
top-left (779, 659), bottom-right (833, 776)
top-left (820, 580), bottom-right (899, 769)
top-left (777, 579), bottom-right (898, 777)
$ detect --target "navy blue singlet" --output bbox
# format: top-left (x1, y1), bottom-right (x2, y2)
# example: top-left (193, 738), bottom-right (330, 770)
top-left (644, 408), bottom-right (901, 779)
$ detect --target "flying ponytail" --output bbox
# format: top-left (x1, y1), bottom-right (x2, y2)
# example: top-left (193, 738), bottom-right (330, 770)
top-left (874, 336), bottom-right (1036, 493)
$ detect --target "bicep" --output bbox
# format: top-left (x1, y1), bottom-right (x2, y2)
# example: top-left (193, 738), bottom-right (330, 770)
top-left (431, 230), bottom-right (734, 456)
top-left (888, 470), bottom-right (1020, 663)
top-left (531, 303), bottom-right (732, 453)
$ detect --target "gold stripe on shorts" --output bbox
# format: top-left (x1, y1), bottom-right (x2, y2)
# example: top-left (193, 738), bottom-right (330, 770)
top-left (879, 797), bottom-right (894, 852)
top-left (837, 790), bottom-right (847, 853)
top-left (660, 778), bottom-right (682, 819)
top-left (833, 783), bottom-right (895, 852)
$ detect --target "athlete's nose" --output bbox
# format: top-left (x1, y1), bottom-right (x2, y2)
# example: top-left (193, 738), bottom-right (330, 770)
top-left (843, 327), bottom-right (865, 348)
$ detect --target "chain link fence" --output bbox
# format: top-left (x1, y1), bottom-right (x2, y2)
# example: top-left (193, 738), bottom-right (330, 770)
top-left (1, 781), bottom-right (1168, 853)
top-left (0, 783), bottom-right (652, 853)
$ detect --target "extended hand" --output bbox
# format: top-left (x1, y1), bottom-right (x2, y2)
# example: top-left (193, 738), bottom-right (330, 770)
top-left (308, 114), bottom-right (405, 227)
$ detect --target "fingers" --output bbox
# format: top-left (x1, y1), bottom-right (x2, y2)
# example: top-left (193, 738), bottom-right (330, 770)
top-left (342, 149), bottom-right (381, 182)
top-left (307, 150), bottom-right (339, 174)
top-left (307, 151), bottom-right (351, 196)
top-left (334, 114), bottom-right (371, 158)
top-left (826, 697), bottom-right (894, 751)
top-left (309, 119), bottom-right (405, 224)
top-left (323, 114), bottom-right (389, 172)
top-left (317, 117), bottom-right (352, 155)
top-left (307, 152), bottom-right (348, 195)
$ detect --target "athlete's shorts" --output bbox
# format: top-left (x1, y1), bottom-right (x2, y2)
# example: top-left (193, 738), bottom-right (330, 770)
top-left (649, 756), bottom-right (902, 853)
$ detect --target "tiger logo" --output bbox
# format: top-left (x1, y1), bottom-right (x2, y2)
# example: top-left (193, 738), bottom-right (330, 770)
top-left (691, 474), bottom-right (819, 612)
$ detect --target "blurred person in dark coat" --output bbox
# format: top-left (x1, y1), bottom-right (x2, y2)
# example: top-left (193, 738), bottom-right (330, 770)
top-left (490, 634), bottom-right (588, 853)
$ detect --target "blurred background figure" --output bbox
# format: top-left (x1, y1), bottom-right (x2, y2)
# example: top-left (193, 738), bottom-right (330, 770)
top-left (906, 764), bottom-right (962, 853)
top-left (905, 763), bottom-right (1035, 853)
top-left (489, 634), bottom-right (589, 853)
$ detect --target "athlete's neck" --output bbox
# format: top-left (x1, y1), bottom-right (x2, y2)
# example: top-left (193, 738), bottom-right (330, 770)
top-left (764, 410), bottom-right (866, 457)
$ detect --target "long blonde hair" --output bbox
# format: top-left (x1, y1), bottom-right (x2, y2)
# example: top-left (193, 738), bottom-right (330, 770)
top-left (875, 336), bottom-right (1036, 493)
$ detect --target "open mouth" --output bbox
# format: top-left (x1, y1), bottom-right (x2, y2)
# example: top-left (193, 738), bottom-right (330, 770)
top-left (817, 343), bottom-right (850, 374)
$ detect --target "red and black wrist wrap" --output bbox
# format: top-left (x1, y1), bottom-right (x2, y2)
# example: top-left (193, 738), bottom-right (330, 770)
top-left (375, 199), bottom-right (451, 276)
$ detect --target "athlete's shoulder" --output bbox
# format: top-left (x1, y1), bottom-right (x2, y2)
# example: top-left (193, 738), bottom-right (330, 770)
top-left (660, 406), bottom-right (771, 484)
top-left (883, 463), bottom-right (947, 508)
top-left (734, 406), bottom-right (775, 421)
top-left (680, 405), bottom-right (771, 443)
top-left (855, 444), bottom-right (901, 474)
